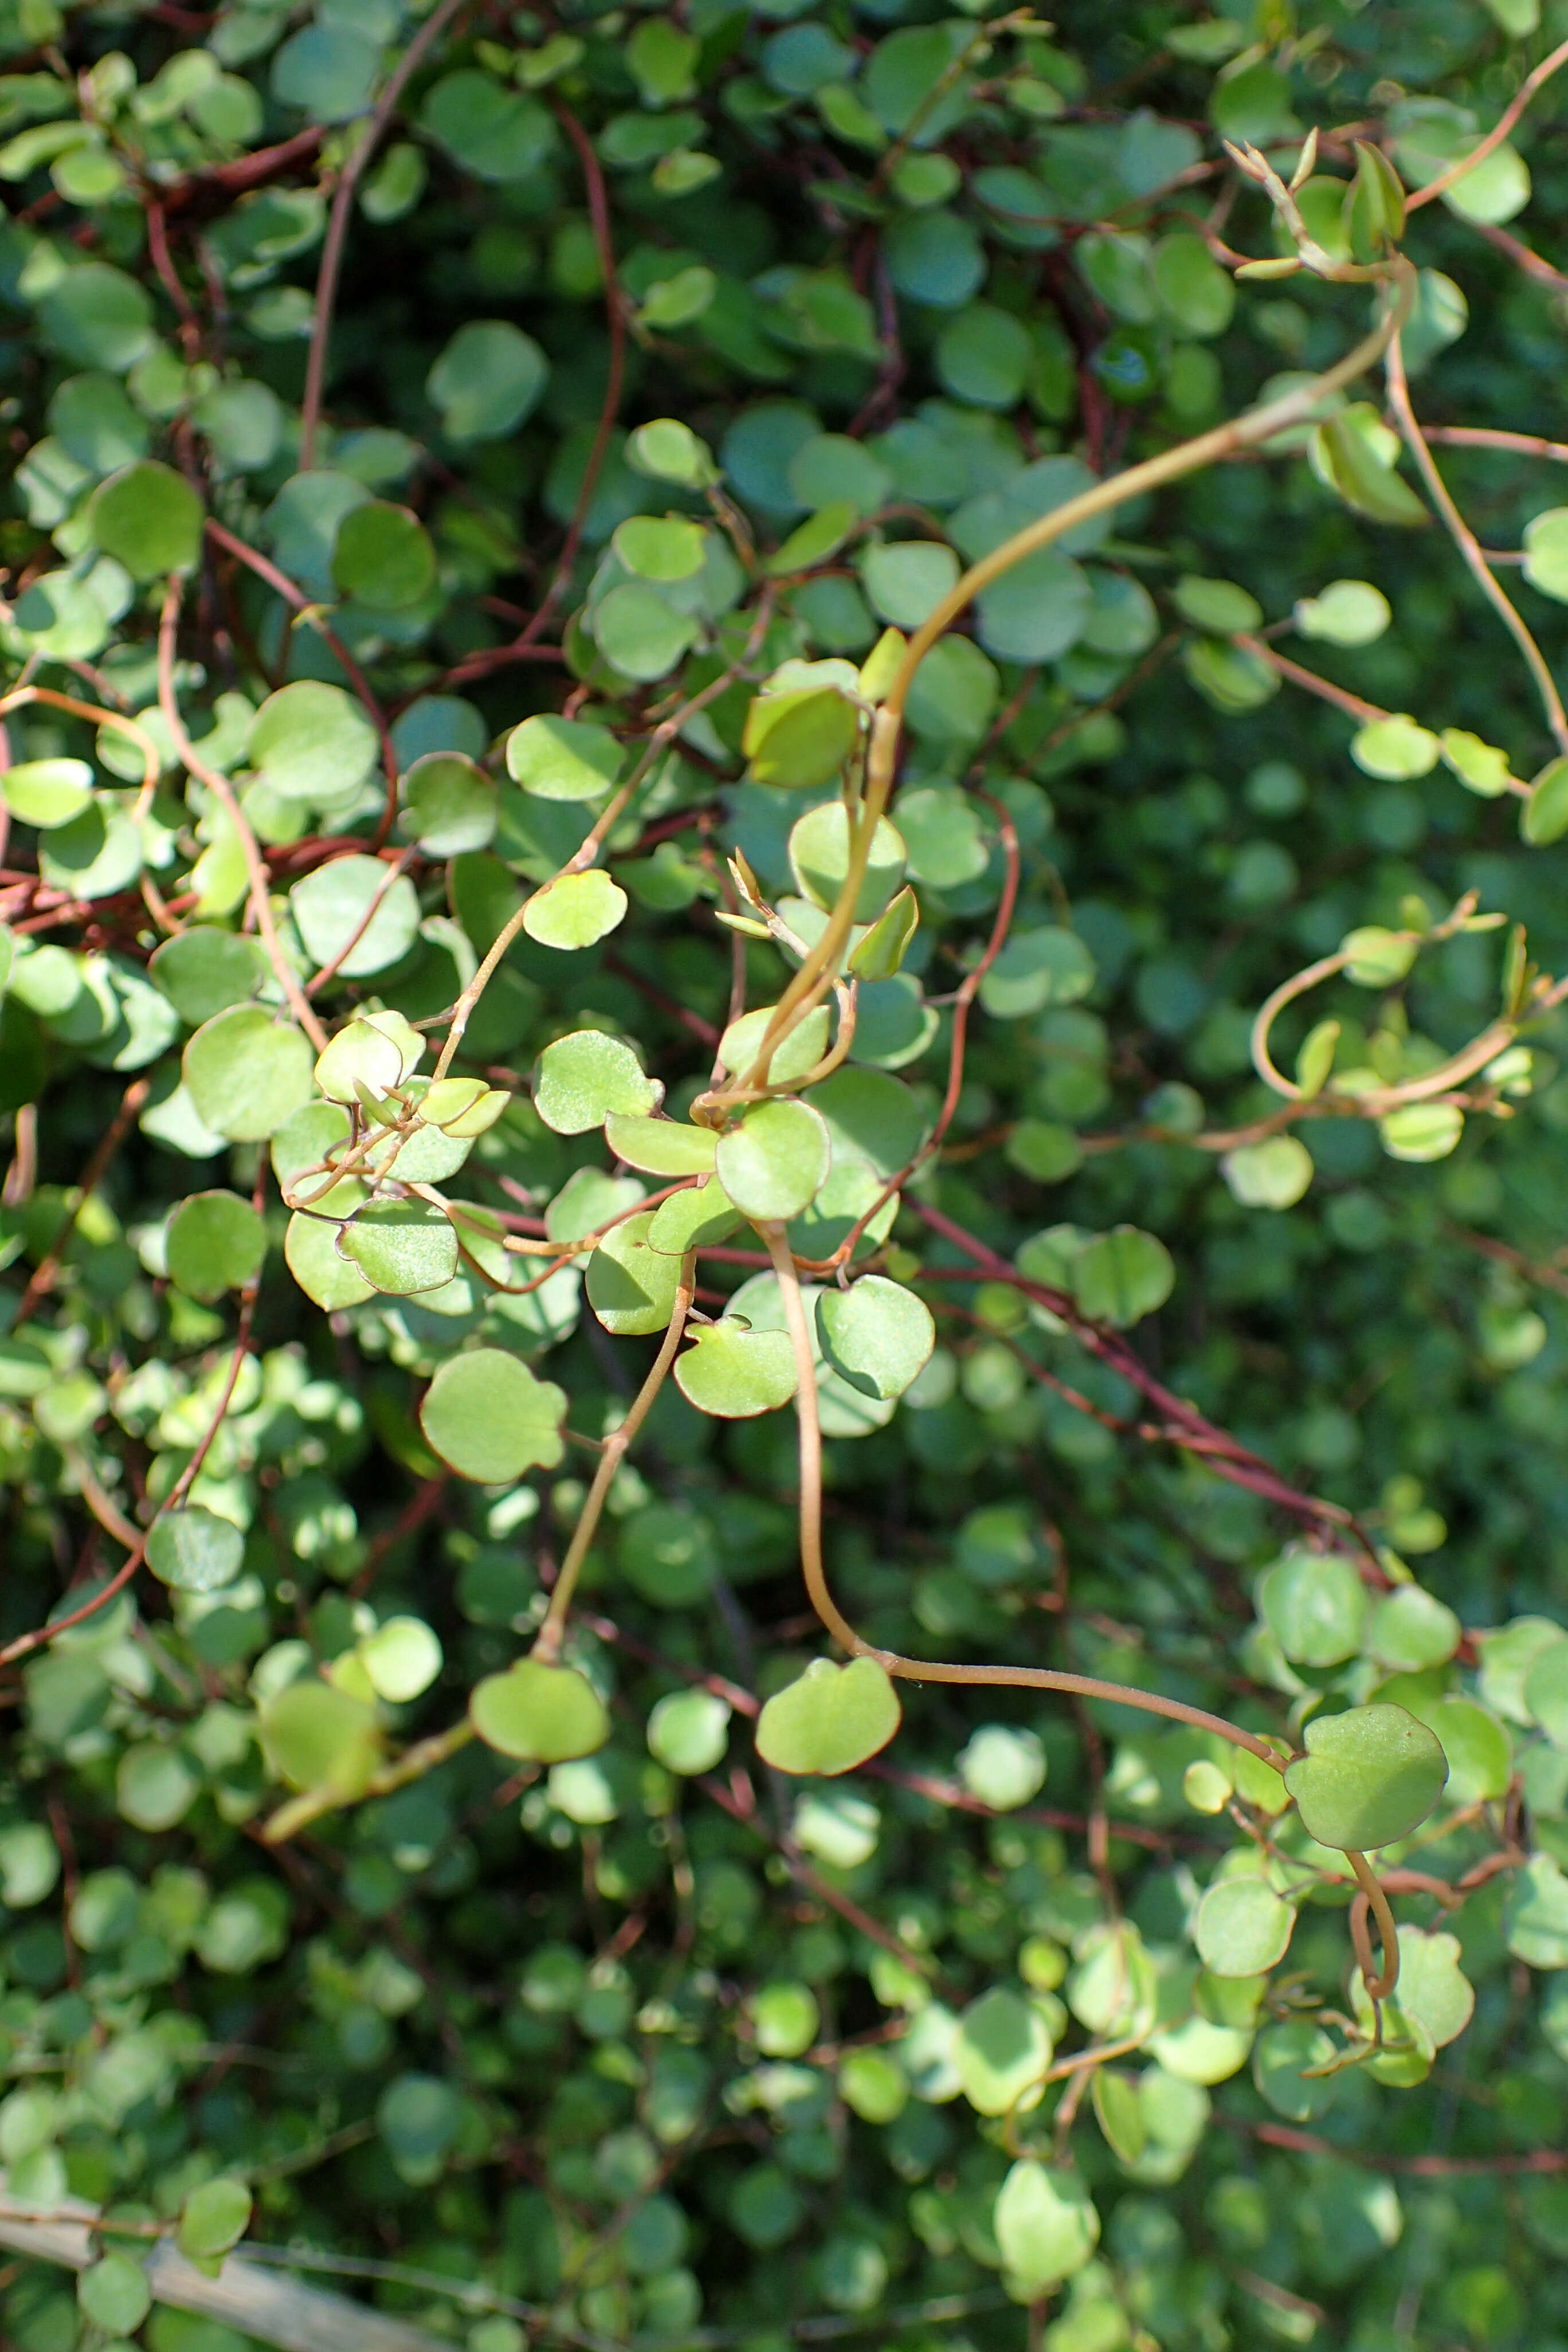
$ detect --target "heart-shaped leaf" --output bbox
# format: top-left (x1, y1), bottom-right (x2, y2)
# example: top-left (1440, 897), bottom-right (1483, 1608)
top-left (1283, 1703), bottom-right (1448, 1851)
top-left (675, 1322), bottom-right (798, 1417)
top-left (755, 1656), bottom-right (900, 1775)
top-left (469, 1660), bottom-right (609, 1761)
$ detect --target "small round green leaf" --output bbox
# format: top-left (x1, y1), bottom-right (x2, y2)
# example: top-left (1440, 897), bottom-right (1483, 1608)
top-left (1, 758), bottom-right (95, 830)
top-left (420, 1349), bottom-right (567, 1482)
top-left (958, 1724), bottom-right (1046, 1810)
top-left (146, 1506), bottom-right (244, 1593)
top-left (587, 1210), bottom-right (683, 1334)
top-left (427, 318), bottom-right (548, 441)
top-left (1257, 1546), bottom-right (1368, 1667)
top-left (331, 500), bottom-right (437, 610)
top-left (338, 1199), bottom-right (460, 1296)
top-left (816, 1276), bottom-right (933, 1401)
top-left (469, 1659), bottom-right (610, 1761)
top-left (166, 1189), bottom-right (266, 1301)
top-left (183, 1007), bottom-right (314, 1141)
top-left (788, 802), bottom-right (905, 922)
top-left (675, 1322), bottom-right (798, 1417)
top-left (523, 869), bottom-right (628, 951)
top-left (399, 752), bottom-right (496, 856)
top-left (291, 854), bottom-right (421, 979)
top-left (535, 1028), bottom-right (658, 1134)
top-left (87, 460), bottom-right (203, 579)
top-left (994, 2160), bottom-right (1099, 2300)
top-left (1283, 1703), bottom-right (1449, 1851)
top-left (507, 714), bottom-right (623, 802)
top-left (755, 1656), bottom-right (901, 1775)
top-left (249, 681), bottom-right (380, 804)
top-left (1222, 1135), bottom-right (1314, 1209)
top-left (647, 1688), bottom-right (731, 1775)
top-left (715, 1099), bottom-right (832, 1222)
top-left (261, 1680), bottom-right (383, 1796)
top-left (1523, 756), bottom-right (1568, 846)
top-left (605, 1112), bottom-right (717, 1176)
top-left (1069, 1227), bottom-right (1174, 1327)
top-left (79, 2252), bottom-right (152, 2334)
top-left (1194, 1877), bottom-right (1294, 1977)
top-left (178, 2177), bottom-right (253, 2263)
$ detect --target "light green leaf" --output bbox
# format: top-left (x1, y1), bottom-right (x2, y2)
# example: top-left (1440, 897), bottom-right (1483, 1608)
top-left (1194, 1878), bottom-right (1294, 1977)
top-left (1221, 1135), bottom-right (1314, 1209)
top-left (1523, 756), bottom-right (1568, 845)
top-left (86, 458), bottom-right (202, 579)
top-left (523, 870), bottom-right (628, 950)
top-left (744, 682), bottom-right (861, 790)
top-left (605, 1112), bottom-right (717, 1175)
top-left (675, 1322), bottom-right (798, 1416)
top-left (338, 1199), bottom-right (460, 1295)
top-left (1070, 1227), bottom-right (1173, 1326)
top-left (248, 681), bottom-right (379, 805)
top-left (534, 1028), bottom-right (659, 1134)
top-left (958, 1724), bottom-right (1046, 1810)
top-left (469, 1659), bottom-right (609, 1761)
top-left (2, 758), bottom-right (96, 829)
top-left (1379, 1102), bottom-right (1463, 1162)
top-left (1259, 1545), bottom-right (1369, 1667)
top-left (715, 1098), bottom-right (832, 1221)
top-left (816, 1276), bottom-right (932, 1401)
top-left (507, 714), bottom-right (624, 802)
top-left (1295, 578), bottom-right (1390, 645)
top-left (994, 2161), bottom-right (1099, 2301)
top-left (146, 1507), bottom-right (244, 1593)
top-left (427, 317), bottom-right (548, 440)
top-left (167, 1189), bottom-right (266, 1301)
top-left (178, 2177), bottom-right (253, 2264)
top-left (261, 1679), bottom-right (383, 1796)
top-left (1283, 1703), bottom-right (1449, 1850)
top-left (291, 854), bottom-right (421, 979)
top-left (755, 1657), bottom-right (901, 1775)
top-left (587, 1209), bottom-right (684, 1334)
top-left (648, 1688), bottom-right (731, 1775)
top-left (420, 1349), bottom-right (567, 1482)
top-left (955, 1986), bottom-right (1050, 2116)
top-left (183, 1006), bottom-right (314, 1140)
top-left (332, 500), bottom-right (437, 610)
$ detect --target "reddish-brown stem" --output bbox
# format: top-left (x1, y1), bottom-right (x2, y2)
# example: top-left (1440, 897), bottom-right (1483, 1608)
top-left (12, 1078), bottom-right (149, 1326)
top-left (444, 105), bottom-right (625, 686)
top-left (202, 519), bottom-right (398, 821)
top-left (298, 0), bottom-right (471, 470)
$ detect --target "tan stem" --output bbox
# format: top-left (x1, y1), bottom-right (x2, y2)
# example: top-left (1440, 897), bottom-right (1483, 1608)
top-left (739, 277), bottom-right (1413, 1097)
top-left (1348, 1848), bottom-right (1401, 2000)
top-left (262, 1719), bottom-right (477, 1847)
top-left (531, 1253), bottom-right (696, 1664)
top-left (1385, 332), bottom-right (1568, 759)
top-left (1403, 36), bottom-right (1568, 213)
top-left (760, 1225), bottom-right (1287, 1770)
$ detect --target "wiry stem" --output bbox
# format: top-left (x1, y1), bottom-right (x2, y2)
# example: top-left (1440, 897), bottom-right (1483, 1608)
top-left (759, 1225), bottom-right (1287, 1770)
top-left (532, 1253), bottom-right (696, 1664)
top-left (739, 279), bottom-right (1413, 1099)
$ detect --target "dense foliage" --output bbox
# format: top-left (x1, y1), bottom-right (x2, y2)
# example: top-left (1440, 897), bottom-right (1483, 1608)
top-left (7, 1), bottom-right (1568, 2348)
